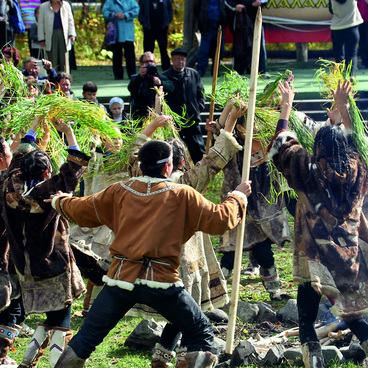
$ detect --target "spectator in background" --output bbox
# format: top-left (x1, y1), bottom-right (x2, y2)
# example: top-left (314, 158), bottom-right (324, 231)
top-left (225, 0), bottom-right (270, 78)
top-left (29, 6), bottom-right (40, 58)
top-left (357, 0), bottom-right (368, 69)
top-left (54, 71), bottom-right (76, 99)
top-left (19, 0), bottom-right (41, 57)
top-left (128, 51), bottom-right (174, 123)
top-left (329, 0), bottom-right (362, 76)
top-left (194, 0), bottom-right (227, 77)
top-left (22, 56), bottom-right (57, 83)
top-left (38, 0), bottom-right (76, 72)
top-left (82, 81), bottom-right (107, 113)
top-left (102, 0), bottom-right (139, 80)
top-left (162, 48), bottom-right (206, 164)
top-left (109, 97), bottom-right (130, 124)
top-left (138, 0), bottom-right (173, 72)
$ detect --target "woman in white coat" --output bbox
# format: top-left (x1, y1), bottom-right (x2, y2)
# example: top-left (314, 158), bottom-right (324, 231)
top-left (38, 0), bottom-right (75, 72)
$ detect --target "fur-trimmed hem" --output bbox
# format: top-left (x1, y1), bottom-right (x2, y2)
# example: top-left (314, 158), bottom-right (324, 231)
top-left (268, 130), bottom-right (298, 160)
top-left (126, 176), bottom-right (170, 184)
top-left (102, 275), bottom-right (184, 291)
top-left (228, 190), bottom-right (248, 207)
top-left (331, 305), bottom-right (368, 319)
top-left (219, 129), bottom-right (243, 151)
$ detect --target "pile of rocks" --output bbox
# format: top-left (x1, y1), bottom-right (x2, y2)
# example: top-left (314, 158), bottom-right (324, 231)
top-left (125, 299), bottom-right (366, 367)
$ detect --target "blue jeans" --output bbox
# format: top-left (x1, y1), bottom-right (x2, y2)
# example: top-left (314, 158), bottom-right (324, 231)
top-left (69, 284), bottom-right (215, 359)
top-left (331, 25), bottom-right (360, 75)
top-left (298, 283), bottom-right (368, 344)
top-left (197, 23), bottom-right (225, 77)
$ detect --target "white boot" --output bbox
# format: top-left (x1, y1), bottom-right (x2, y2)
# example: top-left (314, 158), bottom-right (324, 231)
top-left (260, 265), bottom-right (290, 301)
top-left (49, 329), bottom-right (67, 368)
top-left (53, 345), bottom-right (86, 368)
top-left (301, 341), bottom-right (324, 368)
top-left (19, 325), bottom-right (51, 368)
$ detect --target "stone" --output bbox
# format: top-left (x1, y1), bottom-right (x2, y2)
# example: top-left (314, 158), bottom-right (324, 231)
top-left (322, 345), bottom-right (346, 365)
top-left (255, 302), bottom-right (278, 324)
top-left (340, 340), bottom-right (365, 361)
top-left (277, 299), bottom-right (298, 324)
top-left (237, 301), bottom-right (259, 323)
top-left (125, 319), bottom-right (165, 350)
top-left (283, 347), bottom-right (303, 366)
top-left (261, 345), bottom-right (286, 365)
top-left (214, 337), bottom-right (226, 360)
top-left (205, 308), bottom-right (229, 323)
top-left (230, 341), bottom-right (258, 367)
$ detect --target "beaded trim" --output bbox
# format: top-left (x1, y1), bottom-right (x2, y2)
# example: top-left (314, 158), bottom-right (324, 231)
top-left (0, 327), bottom-right (17, 340)
top-left (120, 180), bottom-right (184, 197)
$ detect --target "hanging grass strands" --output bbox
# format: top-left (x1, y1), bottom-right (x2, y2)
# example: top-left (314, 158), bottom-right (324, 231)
top-left (0, 58), bottom-right (30, 101)
top-left (207, 67), bottom-right (250, 109)
top-left (288, 110), bottom-right (315, 154)
top-left (316, 59), bottom-right (368, 165)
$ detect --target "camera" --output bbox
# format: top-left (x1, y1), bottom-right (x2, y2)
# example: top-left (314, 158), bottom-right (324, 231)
top-left (37, 79), bottom-right (47, 86)
top-left (145, 64), bottom-right (158, 77)
top-left (35, 59), bottom-right (44, 67)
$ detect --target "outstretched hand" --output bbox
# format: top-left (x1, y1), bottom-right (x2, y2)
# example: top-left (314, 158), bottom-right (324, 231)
top-left (52, 118), bottom-right (71, 133)
top-left (278, 73), bottom-right (296, 107)
top-left (331, 79), bottom-right (351, 108)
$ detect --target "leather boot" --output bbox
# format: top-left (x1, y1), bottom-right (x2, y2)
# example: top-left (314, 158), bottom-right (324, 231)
top-left (301, 341), bottom-right (324, 368)
top-left (18, 324), bottom-right (52, 368)
top-left (175, 347), bottom-right (187, 368)
top-left (175, 348), bottom-right (217, 368)
top-left (53, 345), bottom-right (86, 368)
top-left (0, 325), bottom-right (18, 365)
top-left (151, 343), bottom-right (175, 367)
top-left (49, 328), bottom-right (73, 368)
top-left (260, 265), bottom-right (290, 301)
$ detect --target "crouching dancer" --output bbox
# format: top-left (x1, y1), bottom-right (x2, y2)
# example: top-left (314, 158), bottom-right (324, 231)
top-left (50, 140), bottom-right (251, 368)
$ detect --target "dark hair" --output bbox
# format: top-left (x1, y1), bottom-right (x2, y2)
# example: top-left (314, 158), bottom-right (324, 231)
top-left (55, 72), bottom-right (72, 84)
top-left (313, 125), bottom-right (352, 208)
top-left (20, 150), bottom-right (51, 187)
top-left (0, 137), bottom-right (5, 155)
top-left (2, 46), bottom-right (20, 67)
top-left (138, 140), bottom-right (172, 177)
top-left (83, 81), bottom-right (98, 93)
top-left (165, 138), bottom-right (190, 171)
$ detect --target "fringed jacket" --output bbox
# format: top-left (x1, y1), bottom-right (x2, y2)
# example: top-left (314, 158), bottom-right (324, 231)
top-left (4, 139), bottom-right (89, 314)
top-left (269, 126), bottom-right (368, 318)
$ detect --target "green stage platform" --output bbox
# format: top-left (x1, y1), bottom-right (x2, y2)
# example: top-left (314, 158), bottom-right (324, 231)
top-left (68, 58), bottom-right (368, 103)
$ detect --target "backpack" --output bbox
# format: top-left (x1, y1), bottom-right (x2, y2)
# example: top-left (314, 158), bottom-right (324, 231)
top-left (9, 0), bottom-right (25, 34)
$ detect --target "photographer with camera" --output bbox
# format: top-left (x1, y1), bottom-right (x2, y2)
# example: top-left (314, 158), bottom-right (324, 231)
top-left (22, 56), bottom-right (57, 84)
top-left (128, 51), bottom-right (174, 124)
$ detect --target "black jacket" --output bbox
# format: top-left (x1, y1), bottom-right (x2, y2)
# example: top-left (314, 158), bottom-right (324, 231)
top-left (128, 72), bottom-right (174, 119)
top-left (162, 67), bottom-right (205, 124)
top-left (194, 0), bottom-right (227, 34)
top-left (138, 0), bottom-right (173, 29)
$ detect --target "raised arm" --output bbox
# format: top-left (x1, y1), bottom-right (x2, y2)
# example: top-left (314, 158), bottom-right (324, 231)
top-left (330, 79), bottom-right (352, 131)
top-left (276, 76), bottom-right (296, 133)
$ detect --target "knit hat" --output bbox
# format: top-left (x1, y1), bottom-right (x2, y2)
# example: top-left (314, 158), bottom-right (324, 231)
top-left (109, 97), bottom-right (124, 109)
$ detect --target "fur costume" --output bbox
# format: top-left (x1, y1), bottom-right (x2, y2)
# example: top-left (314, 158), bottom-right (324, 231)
top-left (4, 139), bottom-right (89, 314)
top-left (269, 129), bottom-right (368, 318)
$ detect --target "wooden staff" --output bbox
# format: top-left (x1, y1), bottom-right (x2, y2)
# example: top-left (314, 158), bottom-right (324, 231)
top-left (205, 25), bottom-right (222, 154)
top-left (225, 6), bottom-right (263, 355)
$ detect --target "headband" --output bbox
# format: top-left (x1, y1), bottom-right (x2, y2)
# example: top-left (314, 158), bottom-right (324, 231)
top-left (156, 155), bottom-right (172, 164)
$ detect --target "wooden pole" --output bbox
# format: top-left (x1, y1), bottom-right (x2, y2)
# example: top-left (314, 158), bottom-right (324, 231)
top-left (225, 6), bottom-right (263, 355)
top-left (205, 25), bottom-right (222, 154)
